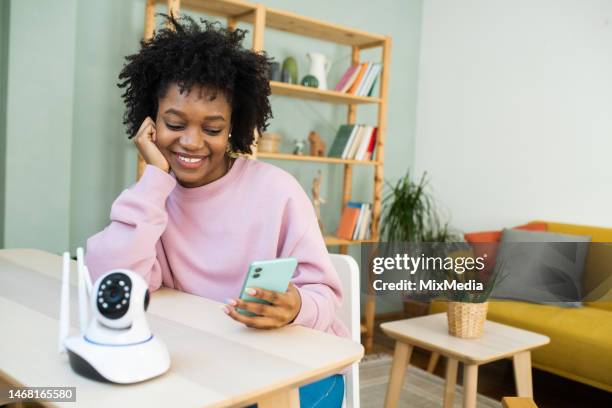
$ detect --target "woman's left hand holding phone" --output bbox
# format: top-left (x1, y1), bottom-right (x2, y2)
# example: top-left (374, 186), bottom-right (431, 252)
top-left (223, 283), bottom-right (302, 329)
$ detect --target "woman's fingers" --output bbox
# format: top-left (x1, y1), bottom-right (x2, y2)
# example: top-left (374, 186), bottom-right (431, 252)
top-left (231, 298), bottom-right (281, 319)
top-left (132, 117), bottom-right (169, 172)
top-left (245, 287), bottom-right (286, 306)
top-left (223, 304), bottom-right (280, 329)
top-left (135, 116), bottom-right (154, 141)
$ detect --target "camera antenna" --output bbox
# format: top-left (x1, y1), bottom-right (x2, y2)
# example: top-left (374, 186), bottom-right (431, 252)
top-left (59, 252), bottom-right (71, 353)
top-left (76, 247), bottom-right (90, 334)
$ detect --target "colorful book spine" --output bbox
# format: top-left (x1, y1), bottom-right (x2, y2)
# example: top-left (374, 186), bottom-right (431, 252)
top-left (348, 63), bottom-right (368, 95)
top-left (366, 127), bottom-right (378, 160)
top-left (340, 65), bottom-right (362, 93)
top-left (358, 63), bottom-right (381, 97)
top-left (334, 65), bottom-right (359, 92)
top-left (341, 125), bottom-right (360, 159)
top-left (328, 124), bottom-right (355, 158)
top-left (337, 205), bottom-right (361, 240)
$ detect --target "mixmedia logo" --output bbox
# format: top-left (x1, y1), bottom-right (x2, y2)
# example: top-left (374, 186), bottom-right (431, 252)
top-left (371, 253), bottom-right (488, 275)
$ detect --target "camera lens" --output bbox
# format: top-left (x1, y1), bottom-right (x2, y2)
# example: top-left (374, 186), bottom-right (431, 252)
top-left (106, 286), bottom-right (122, 303)
top-left (253, 273), bottom-right (261, 278)
top-left (97, 272), bottom-right (132, 320)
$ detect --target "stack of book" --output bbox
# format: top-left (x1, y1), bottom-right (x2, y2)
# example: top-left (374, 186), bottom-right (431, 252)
top-left (336, 202), bottom-right (372, 240)
top-left (334, 62), bottom-right (382, 97)
top-left (327, 124), bottom-right (377, 160)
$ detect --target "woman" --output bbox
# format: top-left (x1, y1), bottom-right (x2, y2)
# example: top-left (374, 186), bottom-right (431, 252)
top-left (85, 15), bottom-right (347, 407)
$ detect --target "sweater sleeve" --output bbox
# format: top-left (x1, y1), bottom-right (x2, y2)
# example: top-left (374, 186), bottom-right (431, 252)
top-left (277, 181), bottom-right (344, 333)
top-left (85, 165), bottom-right (177, 292)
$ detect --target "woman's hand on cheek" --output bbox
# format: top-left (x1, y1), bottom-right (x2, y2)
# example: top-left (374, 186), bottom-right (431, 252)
top-left (134, 116), bottom-right (170, 173)
top-left (223, 283), bottom-right (302, 330)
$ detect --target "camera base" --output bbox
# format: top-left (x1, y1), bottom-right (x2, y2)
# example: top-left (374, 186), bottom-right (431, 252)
top-left (64, 335), bottom-right (170, 384)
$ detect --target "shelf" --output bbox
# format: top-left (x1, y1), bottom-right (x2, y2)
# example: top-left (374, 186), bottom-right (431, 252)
top-left (256, 7), bottom-right (386, 48)
top-left (173, 0), bottom-right (386, 48)
top-left (175, 0), bottom-right (256, 17)
top-left (324, 236), bottom-right (377, 246)
top-left (257, 152), bottom-right (380, 166)
top-left (270, 81), bottom-right (381, 105)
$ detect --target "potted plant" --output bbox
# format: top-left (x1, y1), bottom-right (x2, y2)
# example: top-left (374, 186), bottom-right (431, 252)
top-left (380, 172), bottom-right (460, 315)
top-left (435, 250), bottom-right (507, 339)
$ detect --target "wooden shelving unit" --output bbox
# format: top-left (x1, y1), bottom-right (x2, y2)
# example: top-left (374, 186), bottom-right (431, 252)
top-left (142, 0), bottom-right (391, 353)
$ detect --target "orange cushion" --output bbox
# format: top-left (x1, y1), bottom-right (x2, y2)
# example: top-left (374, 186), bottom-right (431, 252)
top-left (464, 222), bottom-right (547, 243)
top-left (464, 222), bottom-right (548, 274)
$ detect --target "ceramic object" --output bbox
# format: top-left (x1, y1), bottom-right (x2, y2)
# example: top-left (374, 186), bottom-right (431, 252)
top-left (282, 57), bottom-right (298, 84)
top-left (300, 75), bottom-right (319, 88)
top-left (306, 52), bottom-right (331, 90)
top-left (281, 69), bottom-right (291, 83)
top-left (269, 62), bottom-right (281, 81)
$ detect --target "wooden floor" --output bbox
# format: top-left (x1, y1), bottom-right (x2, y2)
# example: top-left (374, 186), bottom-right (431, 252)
top-left (366, 312), bottom-right (612, 408)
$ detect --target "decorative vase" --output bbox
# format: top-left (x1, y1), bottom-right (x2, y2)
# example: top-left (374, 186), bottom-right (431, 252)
top-left (306, 52), bottom-right (331, 90)
top-left (282, 57), bottom-right (298, 84)
top-left (269, 61), bottom-right (281, 81)
top-left (300, 75), bottom-right (319, 88)
top-left (447, 301), bottom-right (488, 339)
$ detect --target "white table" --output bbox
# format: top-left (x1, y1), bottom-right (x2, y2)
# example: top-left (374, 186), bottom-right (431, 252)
top-left (381, 313), bottom-right (549, 408)
top-left (0, 249), bottom-right (363, 407)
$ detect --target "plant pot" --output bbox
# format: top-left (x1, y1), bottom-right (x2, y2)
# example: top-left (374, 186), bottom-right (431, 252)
top-left (446, 301), bottom-right (488, 339)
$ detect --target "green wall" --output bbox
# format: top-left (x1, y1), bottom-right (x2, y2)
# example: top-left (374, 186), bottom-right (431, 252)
top-left (0, 0), bottom-right (9, 249)
top-left (4, 0), bottom-right (77, 253)
top-left (2, 0), bottom-right (423, 313)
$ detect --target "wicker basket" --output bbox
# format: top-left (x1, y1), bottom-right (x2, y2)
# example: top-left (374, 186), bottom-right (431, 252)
top-left (258, 132), bottom-right (281, 153)
top-left (447, 301), bottom-right (488, 339)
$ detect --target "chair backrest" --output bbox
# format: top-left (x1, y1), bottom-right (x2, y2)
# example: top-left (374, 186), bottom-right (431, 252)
top-left (330, 254), bottom-right (360, 408)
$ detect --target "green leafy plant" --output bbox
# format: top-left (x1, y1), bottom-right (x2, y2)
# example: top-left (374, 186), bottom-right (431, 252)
top-left (433, 253), bottom-right (508, 303)
top-left (381, 172), bottom-right (459, 243)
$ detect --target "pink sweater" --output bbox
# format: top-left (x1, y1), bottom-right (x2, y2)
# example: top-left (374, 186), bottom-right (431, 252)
top-left (86, 157), bottom-right (348, 338)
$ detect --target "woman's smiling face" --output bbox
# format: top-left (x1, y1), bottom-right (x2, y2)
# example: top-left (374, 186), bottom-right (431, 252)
top-left (155, 83), bottom-right (232, 188)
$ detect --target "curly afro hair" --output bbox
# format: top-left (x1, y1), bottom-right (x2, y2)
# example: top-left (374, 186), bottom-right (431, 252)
top-left (117, 15), bottom-right (272, 154)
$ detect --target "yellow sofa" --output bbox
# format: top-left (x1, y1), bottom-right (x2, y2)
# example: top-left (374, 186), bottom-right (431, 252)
top-left (429, 221), bottom-right (612, 392)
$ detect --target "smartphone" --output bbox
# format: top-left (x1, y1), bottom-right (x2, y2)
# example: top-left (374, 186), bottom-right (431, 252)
top-left (237, 257), bottom-right (298, 316)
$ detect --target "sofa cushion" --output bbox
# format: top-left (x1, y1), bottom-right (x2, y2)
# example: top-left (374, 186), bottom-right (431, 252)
top-left (429, 301), bottom-right (612, 392)
top-left (491, 229), bottom-right (590, 307)
top-left (538, 221), bottom-right (612, 311)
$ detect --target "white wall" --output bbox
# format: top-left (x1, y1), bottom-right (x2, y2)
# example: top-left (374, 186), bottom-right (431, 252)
top-left (415, 0), bottom-right (612, 233)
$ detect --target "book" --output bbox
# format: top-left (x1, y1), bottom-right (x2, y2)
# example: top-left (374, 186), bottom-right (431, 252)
top-left (334, 65), bottom-right (359, 92)
top-left (367, 76), bottom-right (379, 97)
top-left (337, 206), bottom-right (361, 240)
top-left (346, 125), bottom-right (366, 159)
top-left (348, 63), bottom-right (368, 95)
top-left (355, 126), bottom-right (374, 160)
top-left (328, 124), bottom-right (355, 158)
top-left (366, 127), bottom-right (378, 160)
top-left (354, 63), bottom-right (374, 96)
top-left (350, 201), bottom-right (366, 240)
top-left (340, 64), bottom-right (363, 93)
top-left (358, 204), bottom-right (371, 240)
top-left (341, 125), bottom-right (361, 159)
top-left (358, 63), bottom-right (381, 96)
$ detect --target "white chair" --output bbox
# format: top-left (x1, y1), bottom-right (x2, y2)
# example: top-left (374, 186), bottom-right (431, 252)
top-left (330, 254), bottom-right (361, 408)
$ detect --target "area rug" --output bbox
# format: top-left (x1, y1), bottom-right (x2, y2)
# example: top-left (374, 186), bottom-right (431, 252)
top-left (359, 354), bottom-right (501, 407)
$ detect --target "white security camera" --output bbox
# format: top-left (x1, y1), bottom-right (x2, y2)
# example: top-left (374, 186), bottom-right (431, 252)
top-left (84, 269), bottom-right (153, 345)
top-left (59, 249), bottom-right (170, 383)
top-left (93, 270), bottom-right (148, 329)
